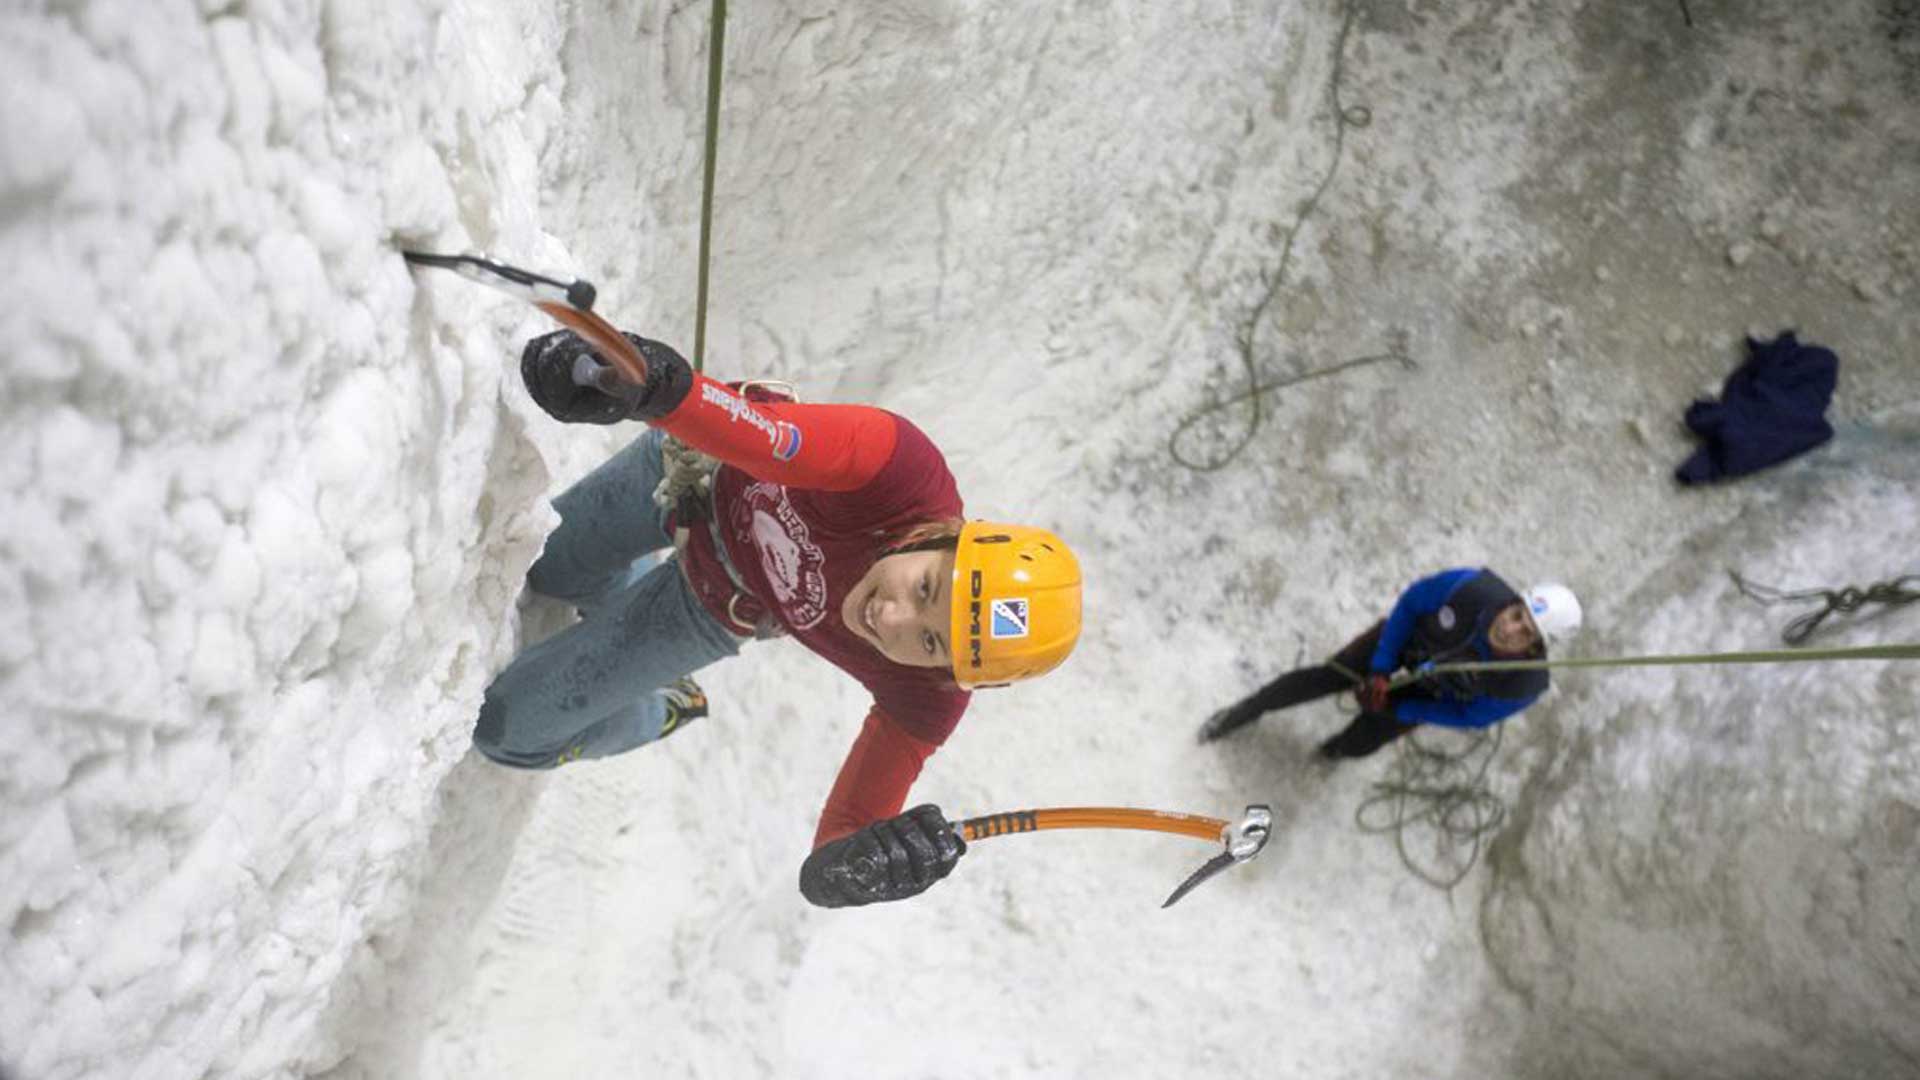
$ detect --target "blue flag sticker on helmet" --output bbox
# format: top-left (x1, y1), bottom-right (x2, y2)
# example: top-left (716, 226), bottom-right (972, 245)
top-left (990, 598), bottom-right (1030, 639)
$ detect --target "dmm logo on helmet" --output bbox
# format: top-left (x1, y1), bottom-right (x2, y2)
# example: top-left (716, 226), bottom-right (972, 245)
top-left (967, 569), bottom-right (983, 670)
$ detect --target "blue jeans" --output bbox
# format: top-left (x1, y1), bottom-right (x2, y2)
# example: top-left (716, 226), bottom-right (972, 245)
top-left (474, 428), bottom-right (743, 769)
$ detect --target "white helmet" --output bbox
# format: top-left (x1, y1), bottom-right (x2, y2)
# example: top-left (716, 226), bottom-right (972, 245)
top-left (1523, 582), bottom-right (1583, 643)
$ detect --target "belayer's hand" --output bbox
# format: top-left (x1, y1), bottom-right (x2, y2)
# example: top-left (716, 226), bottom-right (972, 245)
top-left (799, 804), bottom-right (967, 908)
top-left (1358, 673), bottom-right (1393, 714)
top-left (520, 328), bottom-right (693, 425)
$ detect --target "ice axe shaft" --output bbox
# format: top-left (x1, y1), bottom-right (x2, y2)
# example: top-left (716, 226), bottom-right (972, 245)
top-left (953, 805), bottom-right (1274, 908)
top-left (957, 806), bottom-right (1230, 844)
top-left (400, 250), bottom-right (651, 387)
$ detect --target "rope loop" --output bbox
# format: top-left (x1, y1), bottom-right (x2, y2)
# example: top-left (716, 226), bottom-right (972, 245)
top-left (1355, 724), bottom-right (1506, 891)
top-left (1730, 570), bottom-right (1920, 645)
top-left (1168, 0), bottom-right (1404, 474)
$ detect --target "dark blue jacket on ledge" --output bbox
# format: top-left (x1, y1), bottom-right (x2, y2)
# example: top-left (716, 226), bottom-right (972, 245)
top-left (1676, 331), bottom-right (1838, 485)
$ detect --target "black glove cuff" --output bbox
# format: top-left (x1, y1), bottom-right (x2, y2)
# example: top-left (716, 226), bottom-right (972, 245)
top-left (797, 806), bottom-right (967, 909)
top-left (798, 834), bottom-right (863, 909)
top-left (624, 334), bottom-right (695, 421)
top-left (518, 329), bottom-right (695, 425)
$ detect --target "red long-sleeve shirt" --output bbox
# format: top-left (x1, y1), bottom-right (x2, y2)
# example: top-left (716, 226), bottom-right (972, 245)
top-left (657, 375), bottom-right (969, 848)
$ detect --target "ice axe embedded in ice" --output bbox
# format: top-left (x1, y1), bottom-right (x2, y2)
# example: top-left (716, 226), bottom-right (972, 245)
top-left (400, 250), bottom-right (652, 387)
top-left (954, 804), bottom-right (1274, 908)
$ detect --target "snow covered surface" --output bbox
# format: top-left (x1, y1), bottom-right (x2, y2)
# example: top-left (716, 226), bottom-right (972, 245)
top-left (3, 1), bottom-right (1917, 1078)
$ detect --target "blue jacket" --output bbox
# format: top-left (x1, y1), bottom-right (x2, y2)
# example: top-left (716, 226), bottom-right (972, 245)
top-left (1370, 568), bottom-right (1548, 729)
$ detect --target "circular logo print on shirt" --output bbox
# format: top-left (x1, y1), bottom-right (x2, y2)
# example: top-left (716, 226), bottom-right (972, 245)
top-left (752, 510), bottom-right (804, 599)
top-left (1437, 605), bottom-right (1456, 631)
top-left (735, 482), bottom-right (829, 629)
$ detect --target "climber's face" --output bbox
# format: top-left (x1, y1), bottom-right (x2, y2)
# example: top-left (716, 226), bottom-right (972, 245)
top-left (842, 548), bottom-right (959, 669)
top-left (1489, 602), bottom-right (1541, 656)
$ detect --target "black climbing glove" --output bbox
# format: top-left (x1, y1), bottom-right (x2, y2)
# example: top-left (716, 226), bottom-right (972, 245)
top-left (1197, 699), bottom-right (1262, 743)
top-left (799, 804), bottom-right (967, 909)
top-left (519, 328), bottom-right (694, 425)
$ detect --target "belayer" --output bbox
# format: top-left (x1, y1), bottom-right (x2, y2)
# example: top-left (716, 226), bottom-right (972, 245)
top-left (1198, 568), bottom-right (1581, 756)
top-left (475, 328), bottom-right (1083, 909)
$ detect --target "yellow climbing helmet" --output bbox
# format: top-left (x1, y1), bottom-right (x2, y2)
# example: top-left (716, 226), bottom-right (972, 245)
top-left (949, 521), bottom-right (1083, 689)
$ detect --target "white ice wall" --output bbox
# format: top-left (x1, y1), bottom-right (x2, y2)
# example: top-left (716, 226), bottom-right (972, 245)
top-left (1, 1), bottom-right (592, 1075)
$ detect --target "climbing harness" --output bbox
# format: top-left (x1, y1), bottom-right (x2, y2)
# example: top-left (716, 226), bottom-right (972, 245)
top-left (653, 436), bottom-right (722, 515)
top-left (1729, 570), bottom-right (1920, 646)
top-left (1170, 0), bottom-right (1410, 473)
top-left (659, 381), bottom-right (800, 641)
top-left (651, 383), bottom-right (797, 514)
top-left (953, 805), bottom-right (1275, 908)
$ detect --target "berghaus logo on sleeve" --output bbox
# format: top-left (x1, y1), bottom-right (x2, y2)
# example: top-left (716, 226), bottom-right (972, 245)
top-left (700, 383), bottom-right (802, 461)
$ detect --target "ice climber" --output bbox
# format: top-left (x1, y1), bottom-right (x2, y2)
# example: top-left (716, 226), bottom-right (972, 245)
top-left (1198, 568), bottom-right (1581, 757)
top-left (475, 328), bottom-right (1084, 909)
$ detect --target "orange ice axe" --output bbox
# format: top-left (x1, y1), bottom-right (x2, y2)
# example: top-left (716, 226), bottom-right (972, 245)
top-left (954, 804), bottom-right (1274, 908)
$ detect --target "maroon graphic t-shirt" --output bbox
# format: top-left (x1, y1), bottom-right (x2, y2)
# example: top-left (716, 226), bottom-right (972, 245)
top-left (672, 402), bottom-right (970, 746)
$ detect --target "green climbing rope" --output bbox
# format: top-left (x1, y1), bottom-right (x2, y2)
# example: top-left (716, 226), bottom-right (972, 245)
top-left (1355, 724), bottom-right (1505, 891)
top-left (1730, 570), bottom-right (1920, 645)
top-left (692, 0), bottom-right (727, 372)
top-left (1334, 638), bottom-right (1917, 890)
top-left (1170, 0), bottom-right (1405, 473)
top-left (1391, 640), bottom-right (1920, 686)
top-left (1324, 656), bottom-right (1504, 889)
top-left (1169, 350), bottom-right (1414, 471)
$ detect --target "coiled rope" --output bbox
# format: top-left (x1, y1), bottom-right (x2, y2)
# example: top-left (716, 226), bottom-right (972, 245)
top-left (1335, 639), bottom-right (1919, 890)
top-left (1169, 0), bottom-right (1412, 473)
top-left (1354, 724), bottom-right (1505, 891)
top-left (1324, 658), bottom-right (1508, 890)
top-left (1729, 570), bottom-right (1920, 646)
